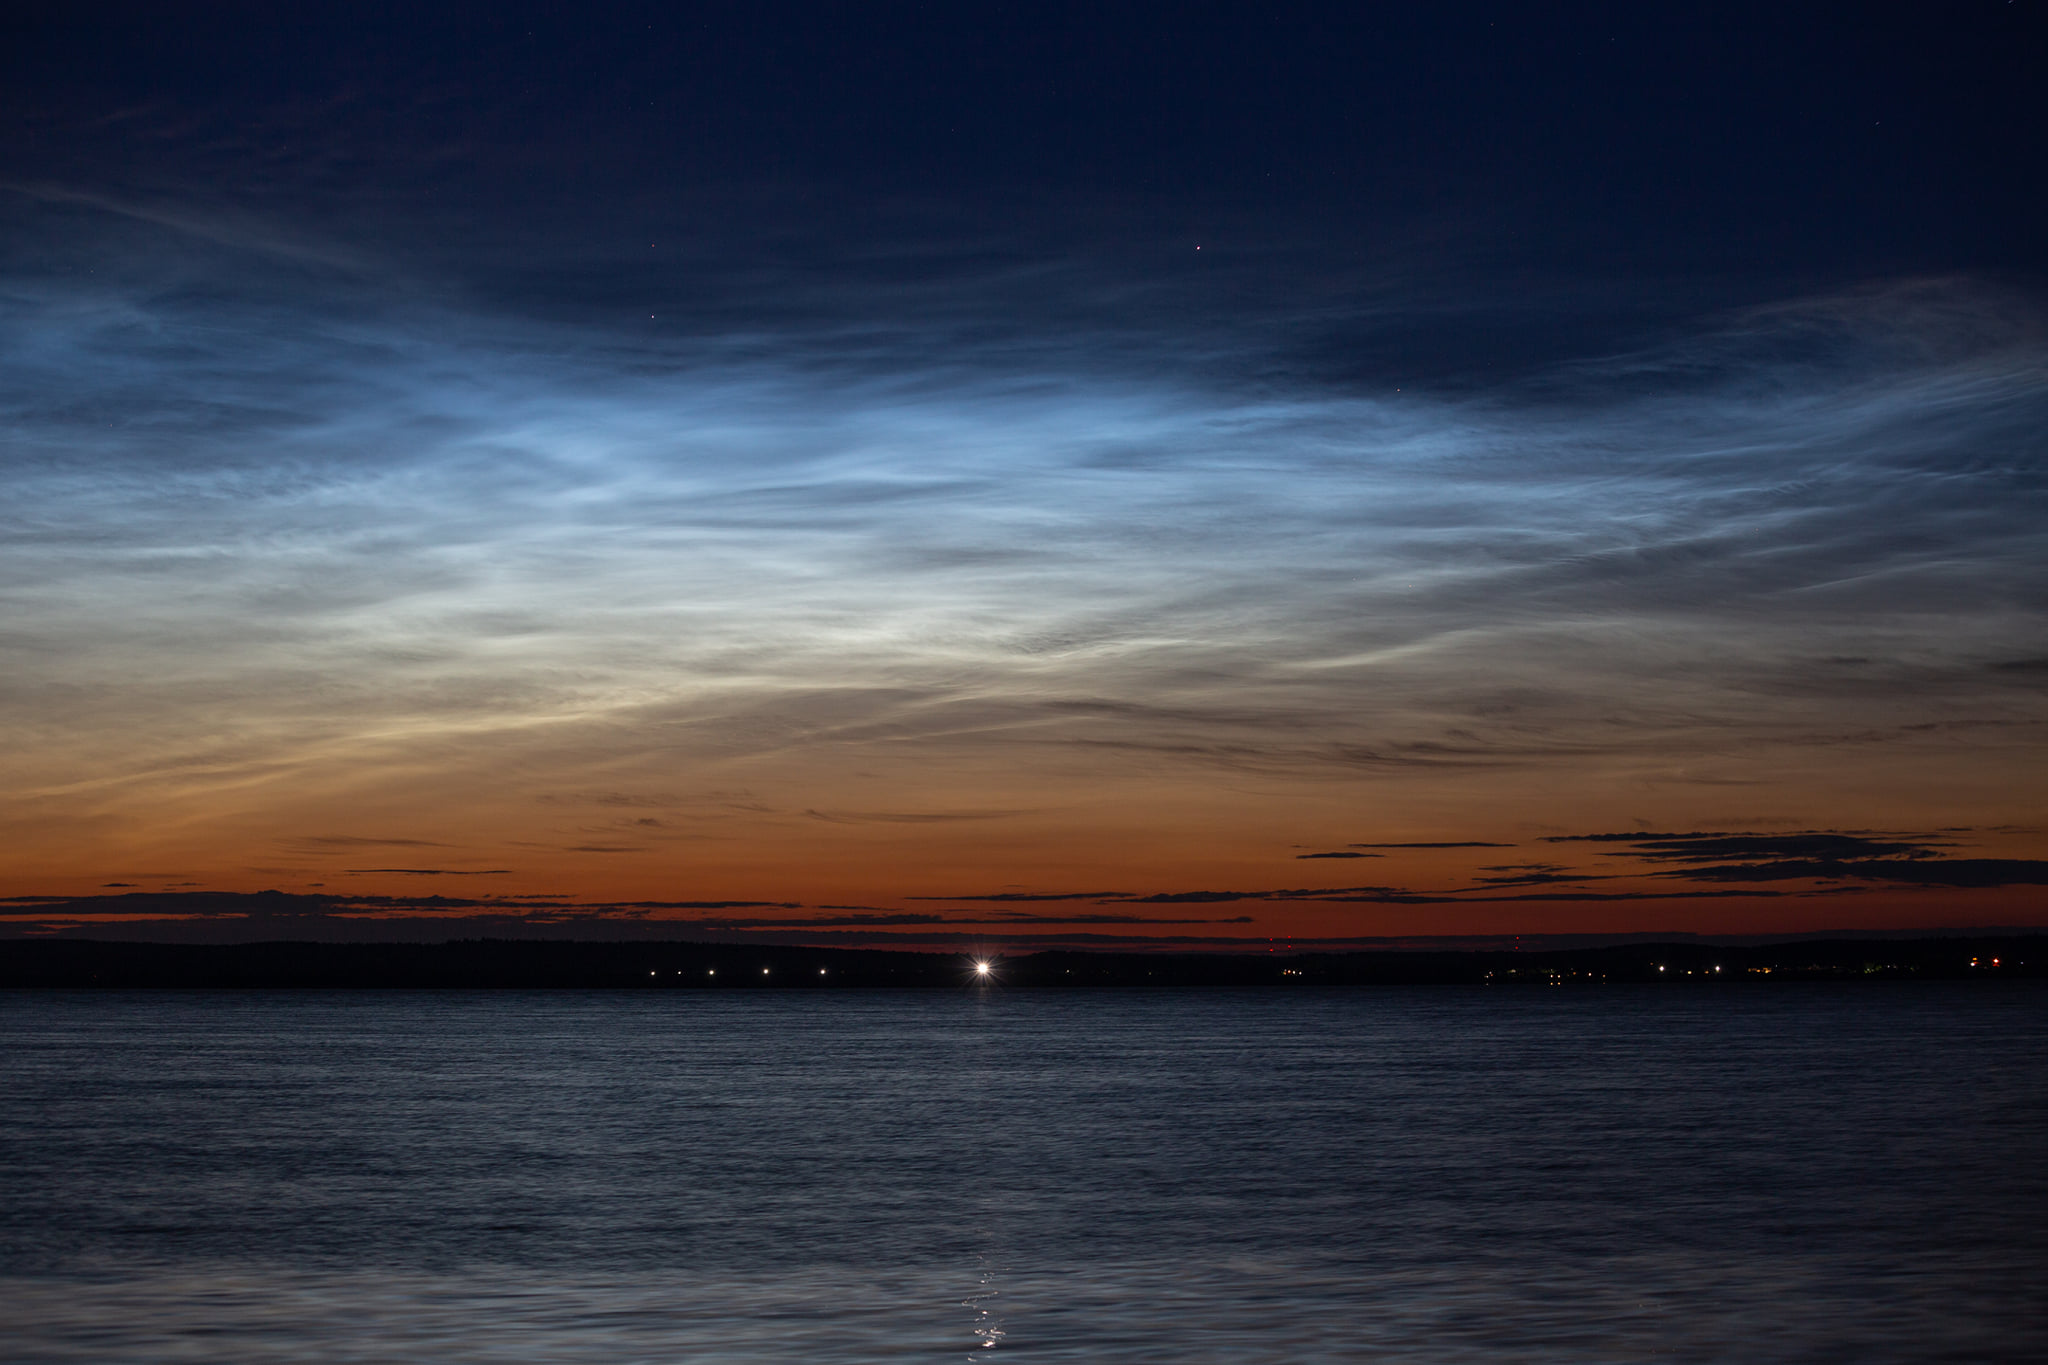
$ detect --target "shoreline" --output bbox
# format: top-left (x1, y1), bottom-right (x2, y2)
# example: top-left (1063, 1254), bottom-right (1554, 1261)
top-left (3, 934), bottom-right (2042, 989)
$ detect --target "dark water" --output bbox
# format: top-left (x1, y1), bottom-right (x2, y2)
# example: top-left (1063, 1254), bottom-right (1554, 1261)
top-left (2, 985), bottom-right (2043, 1363)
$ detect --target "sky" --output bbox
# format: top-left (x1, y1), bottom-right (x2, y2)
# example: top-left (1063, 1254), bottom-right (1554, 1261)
top-left (3, 0), bottom-right (2045, 948)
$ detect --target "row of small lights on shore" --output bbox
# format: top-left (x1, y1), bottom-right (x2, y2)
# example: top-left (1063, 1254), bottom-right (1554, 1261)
top-left (643, 958), bottom-right (2027, 982)
top-left (646, 968), bottom-right (831, 975)
top-left (646, 960), bottom-right (997, 979)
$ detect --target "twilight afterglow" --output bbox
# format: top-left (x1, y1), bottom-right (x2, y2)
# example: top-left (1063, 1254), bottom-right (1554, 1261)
top-left (3, 3), bottom-right (2043, 948)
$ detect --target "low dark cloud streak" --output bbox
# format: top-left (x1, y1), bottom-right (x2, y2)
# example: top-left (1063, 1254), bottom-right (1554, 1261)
top-left (1546, 832), bottom-right (1940, 861)
top-left (1662, 859), bottom-right (2048, 888)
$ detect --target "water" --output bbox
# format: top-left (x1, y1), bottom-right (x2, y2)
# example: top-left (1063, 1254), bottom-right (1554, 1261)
top-left (2, 984), bottom-right (2043, 1362)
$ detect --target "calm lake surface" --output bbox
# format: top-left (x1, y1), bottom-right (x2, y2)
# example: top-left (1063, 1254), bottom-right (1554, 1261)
top-left (2, 984), bottom-right (2044, 1362)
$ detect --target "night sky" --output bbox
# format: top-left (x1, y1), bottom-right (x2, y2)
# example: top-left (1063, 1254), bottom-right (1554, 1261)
top-left (4, 1), bottom-right (2045, 947)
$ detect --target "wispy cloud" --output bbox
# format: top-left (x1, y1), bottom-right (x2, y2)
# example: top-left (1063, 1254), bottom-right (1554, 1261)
top-left (1541, 832), bottom-right (1940, 859)
top-left (1661, 859), bottom-right (2048, 888)
top-left (1, 188), bottom-right (2043, 903)
top-left (1534, 829), bottom-right (2048, 890)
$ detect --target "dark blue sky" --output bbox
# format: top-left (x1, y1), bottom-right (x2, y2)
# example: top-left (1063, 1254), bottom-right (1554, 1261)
top-left (7, 2), bottom-right (2041, 405)
top-left (9, 2), bottom-right (2040, 273)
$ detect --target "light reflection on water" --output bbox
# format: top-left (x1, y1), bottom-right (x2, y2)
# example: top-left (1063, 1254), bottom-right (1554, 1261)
top-left (4, 1253), bottom-right (2039, 1363)
top-left (2, 985), bottom-right (2044, 1362)
top-left (964, 1254), bottom-right (1005, 1359)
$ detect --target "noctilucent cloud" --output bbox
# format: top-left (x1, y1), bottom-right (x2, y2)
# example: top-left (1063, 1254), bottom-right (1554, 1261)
top-left (3, 2), bottom-right (2044, 945)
